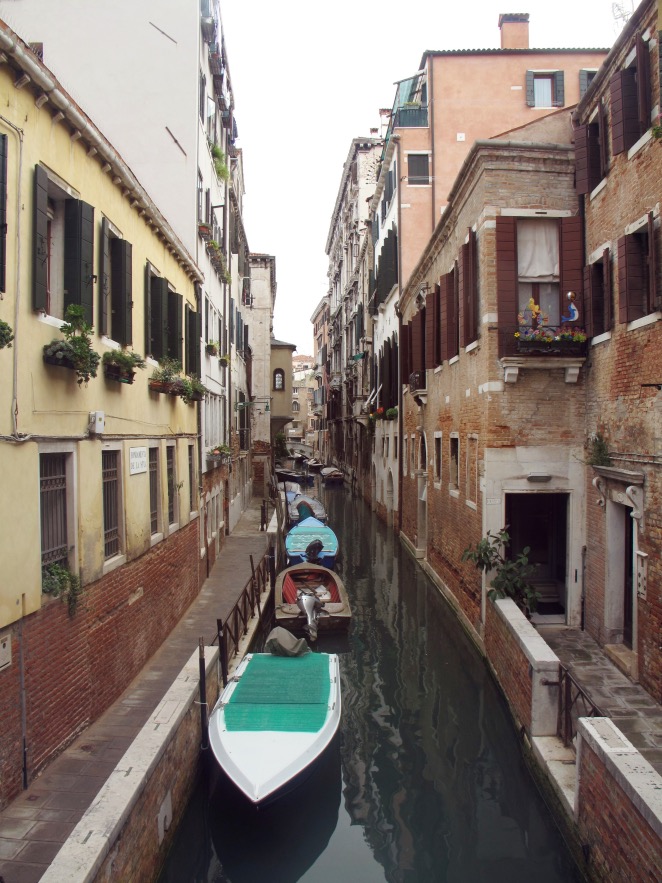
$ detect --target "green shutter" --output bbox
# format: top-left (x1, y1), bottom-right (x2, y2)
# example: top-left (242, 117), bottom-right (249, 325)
top-left (553, 71), bottom-right (565, 107)
top-left (99, 217), bottom-right (110, 335)
top-left (144, 263), bottom-right (152, 355)
top-left (0, 134), bottom-right (7, 293)
top-left (64, 199), bottom-right (94, 325)
top-left (32, 165), bottom-right (49, 312)
top-left (579, 69), bottom-right (590, 99)
top-left (167, 289), bottom-right (183, 362)
top-left (111, 238), bottom-right (132, 346)
top-left (525, 71), bottom-right (535, 106)
top-left (150, 275), bottom-right (168, 361)
top-left (185, 304), bottom-right (201, 376)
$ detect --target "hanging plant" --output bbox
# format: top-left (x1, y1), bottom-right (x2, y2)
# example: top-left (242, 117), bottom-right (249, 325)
top-left (211, 143), bottom-right (230, 181)
top-left (102, 349), bottom-right (146, 384)
top-left (43, 305), bottom-right (100, 386)
top-left (42, 563), bottom-right (83, 616)
top-left (0, 319), bottom-right (14, 349)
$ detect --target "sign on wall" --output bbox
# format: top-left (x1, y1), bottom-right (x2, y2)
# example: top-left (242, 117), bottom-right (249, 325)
top-left (129, 446), bottom-right (148, 475)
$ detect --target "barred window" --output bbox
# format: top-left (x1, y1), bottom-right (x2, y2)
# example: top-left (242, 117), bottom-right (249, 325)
top-left (102, 450), bottom-right (120, 559)
top-left (149, 448), bottom-right (159, 535)
top-left (40, 452), bottom-right (69, 569)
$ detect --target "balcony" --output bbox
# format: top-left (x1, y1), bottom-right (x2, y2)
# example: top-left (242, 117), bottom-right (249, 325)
top-left (393, 103), bottom-right (428, 128)
top-left (409, 370), bottom-right (426, 393)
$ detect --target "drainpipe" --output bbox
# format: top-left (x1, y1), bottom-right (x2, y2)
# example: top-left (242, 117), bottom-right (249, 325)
top-left (581, 544), bottom-right (587, 630)
top-left (428, 58), bottom-right (435, 236)
top-left (396, 137), bottom-right (404, 536)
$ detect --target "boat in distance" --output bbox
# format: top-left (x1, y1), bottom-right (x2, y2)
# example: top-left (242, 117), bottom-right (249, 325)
top-left (285, 517), bottom-right (339, 569)
top-left (275, 563), bottom-right (351, 639)
top-left (288, 494), bottom-right (327, 525)
top-left (321, 466), bottom-right (344, 485)
top-left (208, 628), bottom-right (341, 805)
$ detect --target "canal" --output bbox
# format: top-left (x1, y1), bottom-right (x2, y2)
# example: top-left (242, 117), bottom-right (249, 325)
top-left (158, 483), bottom-right (583, 883)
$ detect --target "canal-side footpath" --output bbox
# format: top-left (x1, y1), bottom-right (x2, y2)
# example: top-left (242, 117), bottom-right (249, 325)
top-left (0, 497), bottom-right (269, 883)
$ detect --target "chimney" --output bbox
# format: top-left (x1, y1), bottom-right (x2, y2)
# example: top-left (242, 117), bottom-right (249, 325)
top-left (499, 13), bottom-right (530, 49)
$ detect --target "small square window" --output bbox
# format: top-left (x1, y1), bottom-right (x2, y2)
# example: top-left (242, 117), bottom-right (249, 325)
top-left (407, 154), bottom-right (430, 186)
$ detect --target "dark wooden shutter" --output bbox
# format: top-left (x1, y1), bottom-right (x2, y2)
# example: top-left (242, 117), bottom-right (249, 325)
top-left (144, 263), bottom-right (152, 356)
top-left (99, 218), bottom-right (110, 336)
top-left (168, 290), bottom-right (183, 362)
top-left (111, 238), bottom-right (132, 346)
top-left (553, 71), bottom-right (565, 107)
top-left (32, 165), bottom-right (49, 312)
top-left (458, 243), bottom-right (467, 350)
top-left (618, 233), bottom-right (645, 323)
top-left (449, 265), bottom-right (459, 359)
top-left (584, 264), bottom-right (594, 338)
top-left (400, 322), bottom-right (410, 383)
top-left (64, 199), bottom-right (94, 324)
top-left (647, 211), bottom-right (657, 312)
top-left (574, 124), bottom-right (590, 195)
top-left (496, 216), bottom-right (517, 357)
top-left (610, 68), bottom-right (639, 155)
top-left (0, 134), bottom-right (7, 293)
top-left (150, 276), bottom-right (168, 360)
top-left (560, 216), bottom-right (584, 321)
top-left (411, 313), bottom-right (422, 377)
top-left (460, 229), bottom-right (478, 347)
top-left (424, 294), bottom-right (435, 369)
top-left (391, 334), bottom-right (399, 403)
top-left (636, 36), bottom-right (651, 134)
top-left (603, 247), bottom-right (612, 330)
top-left (382, 340), bottom-right (392, 408)
top-left (185, 304), bottom-right (201, 376)
top-left (431, 283), bottom-right (441, 366)
top-left (525, 71), bottom-right (535, 106)
top-left (579, 69), bottom-right (590, 98)
top-left (598, 101), bottom-right (608, 179)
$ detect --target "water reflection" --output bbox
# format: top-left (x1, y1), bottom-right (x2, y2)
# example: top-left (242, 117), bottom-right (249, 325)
top-left (158, 484), bottom-right (582, 883)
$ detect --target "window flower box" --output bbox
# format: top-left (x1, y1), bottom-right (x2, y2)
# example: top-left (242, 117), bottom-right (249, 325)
top-left (515, 325), bottom-right (587, 356)
top-left (198, 222), bottom-right (212, 241)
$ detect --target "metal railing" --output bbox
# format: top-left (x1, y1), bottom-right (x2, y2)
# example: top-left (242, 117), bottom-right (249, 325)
top-left (215, 551), bottom-right (272, 686)
top-left (552, 664), bottom-right (604, 747)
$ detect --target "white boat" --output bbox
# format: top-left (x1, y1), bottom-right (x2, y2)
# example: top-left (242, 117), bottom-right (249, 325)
top-left (208, 629), bottom-right (341, 805)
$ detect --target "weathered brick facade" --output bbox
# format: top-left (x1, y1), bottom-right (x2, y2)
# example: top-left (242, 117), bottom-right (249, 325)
top-left (0, 521), bottom-right (200, 809)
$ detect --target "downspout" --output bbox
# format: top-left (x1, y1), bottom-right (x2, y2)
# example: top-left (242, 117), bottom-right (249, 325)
top-left (396, 137), bottom-right (404, 536)
top-left (428, 57), bottom-right (436, 237)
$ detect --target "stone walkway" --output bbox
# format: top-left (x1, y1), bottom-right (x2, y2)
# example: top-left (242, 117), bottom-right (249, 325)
top-left (539, 625), bottom-right (662, 774)
top-left (0, 499), bottom-right (268, 883)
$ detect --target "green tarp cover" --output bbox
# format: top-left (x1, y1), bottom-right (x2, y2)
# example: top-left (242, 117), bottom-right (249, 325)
top-left (225, 654), bottom-right (330, 732)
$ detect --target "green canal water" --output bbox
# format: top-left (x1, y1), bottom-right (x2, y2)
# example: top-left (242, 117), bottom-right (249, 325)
top-left (158, 483), bottom-right (583, 883)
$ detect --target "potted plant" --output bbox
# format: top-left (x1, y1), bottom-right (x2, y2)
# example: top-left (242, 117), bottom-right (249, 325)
top-left (43, 304), bottom-right (101, 386)
top-left (180, 374), bottom-right (209, 404)
top-left (462, 528), bottom-right (540, 617)
top-left (198, 221), bottom-right (212, 241)
top-left (219, 353), bottom-right (230, 366)
top-left (207, 443), bottom-right (231, 464)
top-left (148, 358), bottom-right (185, 395)
top-left (211, 143), bottom-right (230, 182)
top-left (0, 319), bottom-right (14, 349)
top-left (42, 563), bottom-right (83, 616)
top-left (514, 325), bottom-right (587, 356)
top-left (102, 349), bottom-right (146, 384)
top-left (206, 340), bottom-right (219, 357)
top-left (386, 407), bottom-right (398, 420)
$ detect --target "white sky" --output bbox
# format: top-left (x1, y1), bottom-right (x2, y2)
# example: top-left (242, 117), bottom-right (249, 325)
top-left (221, 0), bottom-right (632, 354)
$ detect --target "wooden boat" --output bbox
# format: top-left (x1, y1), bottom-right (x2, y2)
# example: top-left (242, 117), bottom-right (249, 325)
top-left (278, 480), bottom-right (302, 503)
top-left (288, 494), bottom-right (327, 524)
top-left (321, 466), bottom-right (344, 485)
top-left (285, 516), bottom-right (339, 569)
top-left (307, 458), bottom-right (324, 472)
top-left (275, 563), bottom-right (351, 639)
top-left (208, 628), bottom-right (341, 805)
top-left (275, 467), bottom-right (302, 483)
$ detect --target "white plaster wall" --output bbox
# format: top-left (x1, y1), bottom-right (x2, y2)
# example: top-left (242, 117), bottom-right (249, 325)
top-left (0, 0), bottom-right (201, 254)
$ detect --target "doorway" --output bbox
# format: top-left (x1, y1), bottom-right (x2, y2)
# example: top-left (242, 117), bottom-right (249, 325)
top-left (505, 493), bottom-right (568, 615)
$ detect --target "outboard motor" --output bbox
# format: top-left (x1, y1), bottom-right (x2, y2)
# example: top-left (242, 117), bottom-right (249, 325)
top-left (296, 589), bottom-right (324, 642)
top-left (304, 539), bottom-right (324, 565)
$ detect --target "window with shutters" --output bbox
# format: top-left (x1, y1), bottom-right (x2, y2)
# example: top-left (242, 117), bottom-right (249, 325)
top-left (585, 248), bottom-right (612, 337)
top-left (33, 166), bottom-right (95, 323)
top-left (407, 153), bottom-right (430, 185)
top-left (516, 219), bottom-right (561, 326)
top-left (449, 434), bottom-right (460, 492)
top-left (102, 448), bottom-right (122, 561)
top-left (99, 218), bottom-right (132, 345)
top-left (610, 35), bottom-right (652, 155)
top-left (618, 213), bottom-right (658, 323)
top-left (149, 446), bottom-right (160, 538)
top-left (579, 69), bottom-right (598, 98)
top-left (526, 71), bottom-right (564, 108)
top-left (575, 102), bottom-right (608, 195)
top-left (440, 264), bottom-right (459, 362)
top-left (460, 229), bottom-right (478, 347)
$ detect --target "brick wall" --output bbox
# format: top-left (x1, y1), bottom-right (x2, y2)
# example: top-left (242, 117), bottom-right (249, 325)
top-left (484, 599), bottom-right (532, 732)
top-left (0, 521), bottom-right (200, 809)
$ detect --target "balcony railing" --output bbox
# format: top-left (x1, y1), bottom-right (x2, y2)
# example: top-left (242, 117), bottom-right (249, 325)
top-left (393, 103), bottom-right (428, 128)
top-left (409, 370), bottom-right (426, 392)
top-left (515, 326), bottom-right (588, 356)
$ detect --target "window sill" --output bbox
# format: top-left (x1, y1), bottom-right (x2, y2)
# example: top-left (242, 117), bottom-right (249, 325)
top-left (434, 481), bottom-right (442, 490)
top-left (589, 178), bottom-right (607, 200)
top-left (168, 521), bottom-right (180, 535)
top-left (591, 330), bottom-right (612, 346)
top-left (501, 355), bottom-right (585, 384)
top-left (449, 487), bottom-right (460, 499)
top-left (449, 355), bottom-right (460, 366)
top-left (103, 553), bottom-right (127, 576)
top-left (150, 531), bottom-right (164, 548)
top-left (627, 128), bottom-right (652, 160)
top-left (465, 340), bottom-right (478, 354)
top-left (465, 499), bottom-right (478, 511)
top-left (627, 311), bottom-right (660, 332)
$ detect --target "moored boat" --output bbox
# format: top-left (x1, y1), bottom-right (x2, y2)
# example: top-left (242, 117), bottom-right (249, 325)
top-left (307, 458), bottom-right (324, 472)
top-left (285, 516), bottom-right (339, 569)
top-left (288, 494), bottom-right (327, 524)
top-left (208, 627), bottom-right (341, 805)
top-left (321, 466), bottom-right (344, 485)
top-left (275, 563), bottom-right (351, 639)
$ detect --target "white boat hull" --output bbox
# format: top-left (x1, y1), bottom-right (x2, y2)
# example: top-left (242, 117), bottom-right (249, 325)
top-left (208, 652), bottom-right (341, 804)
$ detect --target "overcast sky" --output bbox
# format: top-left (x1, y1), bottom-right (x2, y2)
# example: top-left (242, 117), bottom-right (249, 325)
top-left (221, 0), bottom-right (631, 355)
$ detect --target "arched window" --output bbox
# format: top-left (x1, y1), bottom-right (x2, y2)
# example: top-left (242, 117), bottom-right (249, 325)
top-left (292, 400), bottom-right (300, 412)
top-left (273, 369), bottom-right (284, 390)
